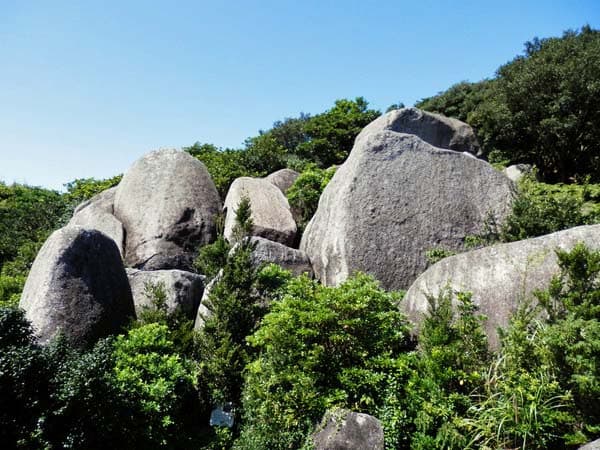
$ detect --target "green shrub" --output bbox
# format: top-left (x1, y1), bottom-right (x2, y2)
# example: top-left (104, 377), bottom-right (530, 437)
top-left (113, 323), bottom-right (199, 448)
top-left (237, 273), bottom-right (410, 450)
top-left (383, 288), bottom-right (489, 450)
top-left (501, 175), bottom-right (598, 242)
top-left (287, 166), bottom-right (336, 229)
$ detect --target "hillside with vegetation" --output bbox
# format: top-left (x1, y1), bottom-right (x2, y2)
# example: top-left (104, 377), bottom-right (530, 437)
top-left (1, 26), bottom-right (600, 450)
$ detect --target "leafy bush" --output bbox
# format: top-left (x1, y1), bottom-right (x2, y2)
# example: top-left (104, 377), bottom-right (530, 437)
top-left (379, 288), bottom-right (489, 450)
top-left (237, 273), bottom-right (410, 450)
top-left (287, 165), bottom-right (336, 229)
top-left (113, 323), bottom-right (199, 448)
top-left (501, 175), bottom-right (600, 242)
top-left (64, 175), bottom-right (122, 203)
top-left (0, 182), bottom-right (71, 271)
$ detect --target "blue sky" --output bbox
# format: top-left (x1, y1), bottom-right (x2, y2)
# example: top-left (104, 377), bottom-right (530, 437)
top-left (1, 0), bottom-right (598, 190)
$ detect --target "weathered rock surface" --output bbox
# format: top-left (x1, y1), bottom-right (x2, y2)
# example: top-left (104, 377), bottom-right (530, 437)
top-left (114, 149), bottom-right (221, 271)
top-left (193, 270), bottom-right (222, 331)
top-left (504, 163), bottom-right (533, 183)
top-left (69, 204), bottom-right (125, 256)
top-left (242, 237), bottom-right (313, 276)
top-left (19, 226), bottom-right (134, 347)
top-left (126, 268), bottom-right (204, 320)
top-left (301, 130), bottom-right (515, 291)
top-left (313, 409), bottom-right (384, 450)
top-left (360, 107), bottom-right (481, 155)
top-left (73, 186), bottom-right (117, 215)
top-left (403, 224), bottom-right (600, 348)
top-left (265, 168), bottom-right (299, 194)
top-left (579, 438), bottom-right (600, 450)
top-left (223, 177), bottom-right (297, 246)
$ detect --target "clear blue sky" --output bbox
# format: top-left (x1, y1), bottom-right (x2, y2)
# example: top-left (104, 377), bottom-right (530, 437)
top-left (1, 0), bottom-right (598, 190)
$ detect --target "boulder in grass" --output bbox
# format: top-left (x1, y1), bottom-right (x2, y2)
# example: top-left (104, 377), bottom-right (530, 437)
top-left (19, 226), bottom-right (134, 348)
top-left (313, 409), bottom-right (384, 450)
top-left (223, 177), bottom-right (297, 246)
top-left (403, 224), bottom-right (600, 348)
top-left (114, 149), bottom-right (221, 271)
top-left (126, 268), bottom-right (204, 320)
top-left (301, 130), bottom-right (515, 291)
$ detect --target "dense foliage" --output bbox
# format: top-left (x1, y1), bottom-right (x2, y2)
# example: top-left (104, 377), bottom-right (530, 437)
top-left (237, 273), bottom-right (410, 450)
top-left (418, 26), bottom-right (600, 183)
top-left (286, 166), bottom-right (336, 229)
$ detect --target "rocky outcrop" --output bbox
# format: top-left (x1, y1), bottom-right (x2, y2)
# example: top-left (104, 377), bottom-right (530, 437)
top-left (114, 149), bottom-right (221, 271)
top-left (73, 186), bottom-right (117, 215)
top-left (403, 224), bottom-right (600, 348)
top-left (242, 237), bottom-right (313, 276)
top-left (265, 168), bottom-right (299, 194)
top-left (504, 164), bottom-right (533, 183)
top-left (579, 439), bottom-right (600, 450)
top-left (193, 270), bottom-right (222, 331)
top-left (223, 177), bottom-right (297, 246)
top-left (301, 129), bottom-right (515, 291)
top-left (360, 107), bottom-right (481, 155)
top-left (313, 409), bottom-right (384, 450)
top-left (19, 226), bottom-right (134, 347)
top-left (126, 268), bottom-right (204, 320)
top-left (69, 204), bottom-right (125, 256)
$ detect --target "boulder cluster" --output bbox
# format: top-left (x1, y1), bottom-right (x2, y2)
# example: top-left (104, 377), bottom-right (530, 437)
top-left (18, 106), bottom-right (597, 359)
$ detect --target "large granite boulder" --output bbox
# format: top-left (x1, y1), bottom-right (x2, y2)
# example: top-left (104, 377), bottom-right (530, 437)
top-left (403, 224), bottom-right (600, 348)
top-left (19, 226), bottom-right (134, 347)
top-left (301, 130), bottom-right (515, 291)
top-left (244, 237), bottom-right (313, 276)
top-left (114, 149), bottom-right (221, 270)
top-left (313, 409), bottom-right (384, 450)
top-left (360, 107), bottom-right (481, 155)
top-left (73, 186), bottom-right (117, 215)
top-left (504, 164), bottom-right (533, 183)
top-left (579, 439), bottom-right (600, 450)
top-left (223, 177), bottom-right (297, 246)
top-left (193, 270), bottom-right (222, 331)
top-left (69, 204), bottom-right (125, 256)
top-left (265, 168), bottom-right (299, 194)
top-left (126, 268), bottom-right (204, 320)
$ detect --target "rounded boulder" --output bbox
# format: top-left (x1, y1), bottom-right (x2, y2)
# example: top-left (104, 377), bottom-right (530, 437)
top-left (19, 226), bottom-right (134, 347)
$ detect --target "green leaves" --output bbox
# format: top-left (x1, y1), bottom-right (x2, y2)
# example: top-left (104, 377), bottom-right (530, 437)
top-left (238, 273), bottom-right (410, 449)
top-left (418, 27), bottom-right (600, 183)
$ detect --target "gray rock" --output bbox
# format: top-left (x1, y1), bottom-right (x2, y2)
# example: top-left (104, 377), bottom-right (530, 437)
top-left (265, 168), bottom-right (299, 194)
top-left (19, 226), bottom-right (134, 348)
top-left (223, 177), bottom-right (297, 246)
top-left (193, 270), bottom-right (222, 331)
top-left (313, 409), bottom-right (384, 450)
top-left (504, 164), bottom-right (533, 183)
top-left (73, 186), bottom-right (117, 215)
top-left (360, 107), bottom-right (481, 155)
top-left (69, 204), bottom-right (125, 256)
top-left (403, 224), bottom-right (600, 348)
top-left (234, 237), bottom-right (313, 277)
top-left (126, 268), bottom-right (204, 320)
top-left (114, 149), bottom-right (221, 271)
top-left (301, 130), bottom-right (515, 291)
top-left (579, 438), bottom-right (600, 450)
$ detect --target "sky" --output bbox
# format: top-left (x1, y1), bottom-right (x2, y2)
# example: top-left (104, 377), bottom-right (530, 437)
top-left (1, 0), bottom-right (598, 191)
